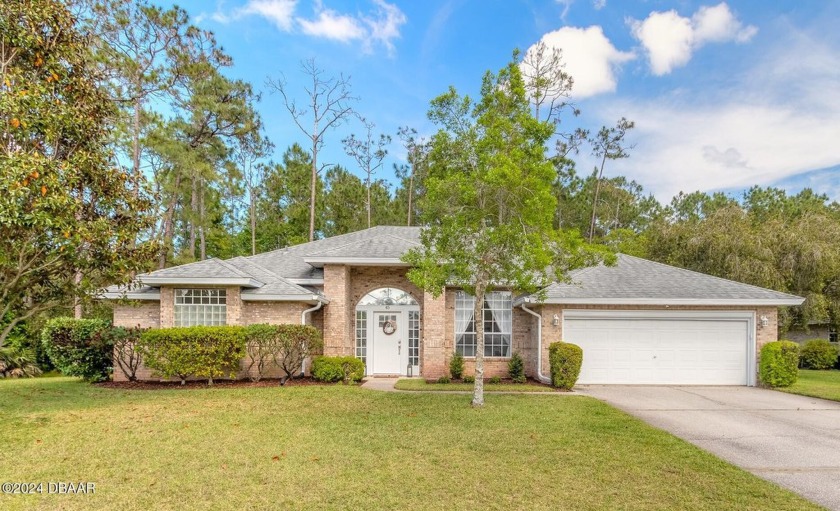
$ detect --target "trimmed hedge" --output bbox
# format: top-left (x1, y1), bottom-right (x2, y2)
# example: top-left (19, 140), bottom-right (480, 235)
top-left (138, 326), bottom-right (246, 385)
top-left (311, 356), bottom-right (365, 384)
top-left (799, 339), bottom-right (838, 370)
top-left (759, 340), bottom-right (800, 387)
top-left (244, 324), bottom-right (323, 384)
top-left (41, 318), bottom-right (112, 382)
top-left (548, 342), bottom-right (583, 390)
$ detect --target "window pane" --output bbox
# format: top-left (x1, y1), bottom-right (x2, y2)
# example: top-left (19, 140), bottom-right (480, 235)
top-left (174, 289), bottom-right (227, 327)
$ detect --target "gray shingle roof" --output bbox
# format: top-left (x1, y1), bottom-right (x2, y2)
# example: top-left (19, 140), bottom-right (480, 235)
top-left (531, 254), bottom-right (803, 305)
top-left (141, 257), bottom-right (253, 280)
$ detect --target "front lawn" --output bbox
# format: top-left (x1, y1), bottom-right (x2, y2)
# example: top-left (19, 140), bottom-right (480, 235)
top-left (779, 369), bottom-right (840, 402)
top-left (395, 378), bottom-right (557, 392)
top-left (0, 378), bottom-right (817, 511)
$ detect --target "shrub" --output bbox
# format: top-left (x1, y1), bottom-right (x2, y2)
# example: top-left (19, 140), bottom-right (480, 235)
top-left (244, 324), bottom-right (324, 384)
top-left (436, 376), bottom-right (451, 384)
top-left (108, 326), bottom-right (145, 382)
top-left (0, 346), bottom-right (42, 378)
top-left (759, 341), bottom-right (800, 387)
top-left (799, 339), bottom-right (838, 370)
top-left (449, 351), bottom-right (464, 380)
top-left (41, 318), bottom-right (112, 382)
top-left (508, 352), bottom-right (525, 383)
top-left (311, 356), bottom-right (365, 384)
top-left (488, 376), bottom-right (501, 384)
top-left (463, 375), bottom-right (475, 384)
top-left (139, 326), bottom-right (246, 385)
top-left (549, 342), bottom-right (583, 390)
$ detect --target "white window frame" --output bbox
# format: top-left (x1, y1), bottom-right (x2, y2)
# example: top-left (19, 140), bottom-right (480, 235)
top-left (454, 291), bottom-right (512, 358)
top-left (174, 288), bottom-right (227, 327)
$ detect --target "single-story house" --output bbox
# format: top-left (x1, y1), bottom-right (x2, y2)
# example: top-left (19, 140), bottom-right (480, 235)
top-left (104, 226), bottom-right (804, 386)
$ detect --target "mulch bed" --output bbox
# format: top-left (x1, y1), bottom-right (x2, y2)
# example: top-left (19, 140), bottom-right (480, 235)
top-left (95, 377), bottom-right (329, 390)
top-left (424, 377), bottom-right (552, 387)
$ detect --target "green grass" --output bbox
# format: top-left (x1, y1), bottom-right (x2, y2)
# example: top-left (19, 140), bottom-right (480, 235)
top-left (779, 369), bottom-right (840, 402)
top-left (0, 378), bottom-right (817, 511)
top-left (395, 378), bottom-right (558, 392)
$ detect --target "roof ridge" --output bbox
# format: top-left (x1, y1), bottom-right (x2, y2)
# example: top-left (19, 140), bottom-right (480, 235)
top-left (229, 257), bottom-right (314, 294)
top-left (250, 227), bottom-right (388, 258)
top-left (620, 254), bottom-right (801, 298)
top-left (385, 232), bottom-right (422, 245)
top-left (214, 257), bottom-right (257, 279)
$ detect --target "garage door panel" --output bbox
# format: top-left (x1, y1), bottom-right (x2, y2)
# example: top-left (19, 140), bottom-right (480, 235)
top-left (564, 316), bottom-right (749, 385)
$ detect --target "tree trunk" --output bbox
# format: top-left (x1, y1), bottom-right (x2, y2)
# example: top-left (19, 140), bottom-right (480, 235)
top-left (73, 271), bottom-right (83, 319)
top-left (407, 172), bottom-right (414, 226)
top-left (250, 187), bottom-right (256, 255)
top-left (471, 283), bottom-right (486, 407)
top-left (199, 178), bottom-right (206, 260)
top-left (366, 173), bottom-right (371, 229)
top-left (309, 147), bottom-right (317, 242)
top-left (588, 155), bottom-right (608, 243)
top-left (158, 173), bottom-right (180, 269)
top-left (189, 178), bottom-right (197, 259)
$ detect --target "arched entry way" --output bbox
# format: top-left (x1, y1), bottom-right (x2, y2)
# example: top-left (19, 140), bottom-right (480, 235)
top-left (355, 287), bottom-right (420, 376)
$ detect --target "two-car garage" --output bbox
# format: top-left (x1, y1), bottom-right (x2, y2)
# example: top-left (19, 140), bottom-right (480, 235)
top-left (562, 311), bottom-right (755, 386)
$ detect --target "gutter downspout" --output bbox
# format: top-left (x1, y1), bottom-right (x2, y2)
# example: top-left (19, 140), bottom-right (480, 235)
top-left (520, 300), bottom-right (551, 384)
top-left (300, 297), bottom-right (324, 376)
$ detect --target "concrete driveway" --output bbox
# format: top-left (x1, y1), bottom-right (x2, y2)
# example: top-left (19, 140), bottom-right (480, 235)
top-left (577, 386), bottom-right (840, 510)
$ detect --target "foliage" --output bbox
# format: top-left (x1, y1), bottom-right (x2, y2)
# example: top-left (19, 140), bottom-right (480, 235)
top-left (139, 326), bottom-right (246, 385)
top-left (488, 376), bottom-right (502, 384)
top-left (436, 376), bottom-right (451, 384)
top-left (40, 318), bottom-right (113, 382)
top-left (463, 375), bottom-right (475, 384)
top-left (0, 0), bottom-right (156, 342)
top-left (109, 326), bottom-right (145, 382)
top-left (449, 351), bottom-right (464, 380)
top-left (404, 52), bottom-right (611, 406)
top-left (759, 341), bottom-right (800, 388)
top-left (548, 342), bottom-right (583, 390)
top-left (799, 339), bottom-right (838, 370)
top-left (244, 324), bottom-right (323, 384)
top-left (0, 345), bottom-right (42, 378)
top-left (311, 356), bottom-right (364, 384)
top-left (508, 352), bottom-right (526, 383)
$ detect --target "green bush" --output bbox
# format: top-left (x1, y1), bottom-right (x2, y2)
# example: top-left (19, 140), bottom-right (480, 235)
top-left (449, 351), bottom-right (464, 380)
top-left (488, 376), bottom-right (501, 384)
top-left (311, 356), bottom-right (364, 384)
top-left (139, 326), bottom-right (246, 385)
top-left (463, 375), bottom-right (475, 384)
top-left (759, 341), bottom-right (800, 387)
top-left (41, 318), bottom-right (112, 382)
top-left (508, 352), bottom-right (525, 383)
top-left (549, 342), bottom-right (583, 390)
top-left (0, 346), bottom-right (42, 378)
top-left (244, 324), bottom-right (324, 384)
top-left (108, 326), bottom-right (145, 382)
top-left (436, 376), bottom-right (451, 384)
top-left (799, 339), bottom-right (838, 370)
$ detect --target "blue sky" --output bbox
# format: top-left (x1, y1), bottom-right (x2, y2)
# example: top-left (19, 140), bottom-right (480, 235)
top-left (171, 0), bottom-right (840, 203)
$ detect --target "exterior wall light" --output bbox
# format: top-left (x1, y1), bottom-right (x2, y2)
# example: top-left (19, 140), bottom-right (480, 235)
top-left (552, 314), bottom-right (560, 326)
top-left (759, 315), bottom-right (769, 328)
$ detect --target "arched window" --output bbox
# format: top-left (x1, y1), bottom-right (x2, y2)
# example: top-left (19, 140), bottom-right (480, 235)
top-left (358, 287), bottom-right (418, 306)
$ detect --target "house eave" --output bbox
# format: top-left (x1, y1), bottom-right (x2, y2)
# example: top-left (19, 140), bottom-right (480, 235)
top-left (101, 292), bottom-right (161, 301)
top-left (240, 294), bottom-right (329, 304)
top-left (516, 297), bottom-right (805, 307)
top-left (303, 257), bottom-right (409, 268)
top-left (139, 277), bottom-right (263, 288)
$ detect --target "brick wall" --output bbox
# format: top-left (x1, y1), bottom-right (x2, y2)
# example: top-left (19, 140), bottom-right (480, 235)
top-left (113, 301), bottom-right (160, 329)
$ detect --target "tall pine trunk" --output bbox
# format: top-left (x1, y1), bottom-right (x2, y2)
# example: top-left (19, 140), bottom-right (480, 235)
top-left (199, 178), bottom-right (206, 260)
top-left (158, 173), bottom-right (180, 269)
top-left (309, 145), bottom-right (317, 241)
top-left (407, 172), bottom-right (414, 226)
top-left (250, 187), bottom-right (256, 255)
top-left (189, 178), bottom-right (197, 259)
top-left (588, 154), bottom-right (608, 243)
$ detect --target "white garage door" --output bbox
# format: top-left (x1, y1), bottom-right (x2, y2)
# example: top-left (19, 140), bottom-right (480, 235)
top-left (563, 311), bottom-right (752, 385)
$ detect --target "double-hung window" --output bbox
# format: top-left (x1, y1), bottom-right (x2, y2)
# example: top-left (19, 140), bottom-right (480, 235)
top-left (174, 289), bottom-right (227, 326)
top-left (455, 291), bottom-right (512, 357)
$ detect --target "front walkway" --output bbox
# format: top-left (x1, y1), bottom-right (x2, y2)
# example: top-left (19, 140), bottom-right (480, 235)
top-left (361, 377), bottom-right (401, 392)
top-left (578, 385), bottom-right (840, 511)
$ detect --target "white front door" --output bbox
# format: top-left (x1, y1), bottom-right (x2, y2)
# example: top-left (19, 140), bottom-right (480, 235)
top-left (371, 311), bottom-right (404, 375)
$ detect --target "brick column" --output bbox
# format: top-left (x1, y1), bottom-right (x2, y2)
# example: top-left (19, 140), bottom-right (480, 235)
top-left (323, 265), bottom-right (352, 356)
top-left (160, 287), bottom-right (175, 327)
top-left (540, 305), bottom-right (563, 378)
top-left (226, 286), bottom-right (242, 325)
top-left (422, 290), bottom-right (446, 378)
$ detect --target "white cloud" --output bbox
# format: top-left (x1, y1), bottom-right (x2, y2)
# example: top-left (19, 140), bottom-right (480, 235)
top-left (200, 0), bottom-right (405, 55)
top-left (297, 6), bottom-right (365, 42)
top-left (593, 0), bottom-right (606, 10)
top-left (525, 26), bottom-right (634, 99)
top-left (596, 34), bottom-right (840, 201)
top-left (630, 2), bottom-right (757, 75)
top-left (555, 0), bottom-right (573, 21)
